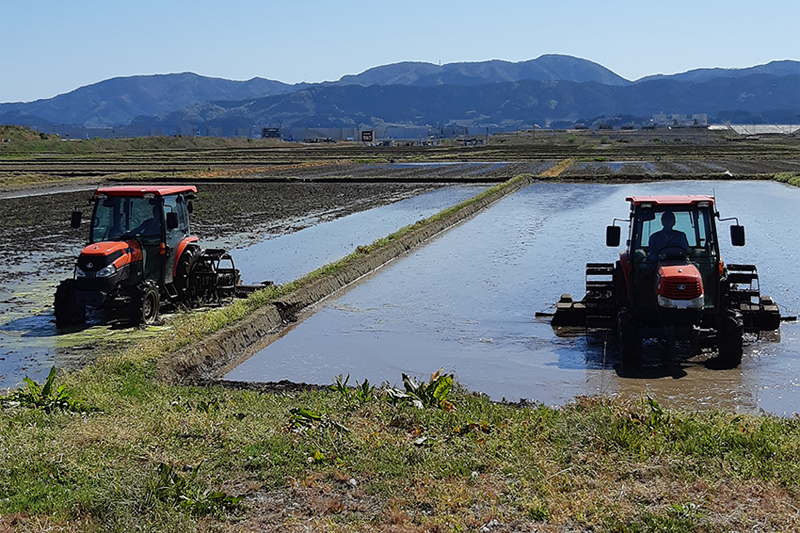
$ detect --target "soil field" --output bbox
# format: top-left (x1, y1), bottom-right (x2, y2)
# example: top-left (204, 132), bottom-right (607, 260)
top-left (0, 129), bottom-right (798, 179)
top-left (1, 138), bottom-right (800, 531)
top-left (0, 181), bottom-right (446, 388)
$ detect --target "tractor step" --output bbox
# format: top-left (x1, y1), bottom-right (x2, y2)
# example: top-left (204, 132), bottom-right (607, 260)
top-left (583, 263), bottom-right (615, 331)
top-left (728, 272), bottom-right (759, 284)
top-left (585, 263), bottom-right (615, 276)
top-left (586, 280), bottom-right (614, 291)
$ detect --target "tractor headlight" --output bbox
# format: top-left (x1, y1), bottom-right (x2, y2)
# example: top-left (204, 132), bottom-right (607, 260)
top-left (657, 294), bottom-right (704, 309)
top-left (75, 266), bottom-right (86, 278)
top-left (95, 264), bottom-right (117, 278)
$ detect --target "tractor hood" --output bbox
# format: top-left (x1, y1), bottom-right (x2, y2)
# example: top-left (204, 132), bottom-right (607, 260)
top-left (77, 240), bottom-right (143, 275)
top-left (656, 262), bottom-right (704, 309)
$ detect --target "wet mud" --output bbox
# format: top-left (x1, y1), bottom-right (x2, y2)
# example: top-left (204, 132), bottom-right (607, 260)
top-left (0, 181), bottom-right (446, 388)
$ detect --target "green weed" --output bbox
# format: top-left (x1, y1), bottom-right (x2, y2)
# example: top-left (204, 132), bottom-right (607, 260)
top-left (288, 407), bottom-right (350, 434)
top-left (0, 367), bottom-right (97, 414)
top-left (147, 462), bottom-right (242, 516)
top-left (385, 369), bottom-right (454, 410)
top-left (774, 172), bottom-right (800, 187)
top-left (330, 374), bottom-right (377, 406)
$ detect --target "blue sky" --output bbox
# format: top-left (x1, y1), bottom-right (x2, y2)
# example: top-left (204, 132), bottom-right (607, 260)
top-left (1, 0), bottom-right (797, 103)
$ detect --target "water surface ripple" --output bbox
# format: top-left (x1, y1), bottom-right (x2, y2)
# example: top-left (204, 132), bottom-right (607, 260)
top-left (226, 181), bottom-right (800, 415)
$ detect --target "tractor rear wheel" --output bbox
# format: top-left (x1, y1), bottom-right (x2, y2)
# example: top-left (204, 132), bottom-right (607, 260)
top-left (716, 309), bottom-right (743, 368)
top-left (54, 279), bottom-right (86, 328)
top-left (174, 244), bottom-right (201, 301)
top-left (618, 308), bottom-right (641, 366)
top-left (130, 282), bottom-right (160, 326)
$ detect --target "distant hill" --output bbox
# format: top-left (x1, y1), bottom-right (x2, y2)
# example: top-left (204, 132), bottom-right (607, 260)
top-left (0, 73), bottom-right (304, 128)
top-left (635, 59), bottom-right (800, 84)
top-left (1, 56), bottom-right (798, 133)
top-left (126, 73), bottom-right (800, 135)
top-left (336, 55), bottom-right (631, 87)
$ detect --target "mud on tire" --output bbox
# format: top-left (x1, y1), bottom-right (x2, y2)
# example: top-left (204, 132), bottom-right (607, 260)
top-left (174, 244), bottom-right (201, 302)
top-left (54, 279), bottom-right (86, 328)
top-left (618, 308), bottom-right (641, 367)
top-left (130, 281), bottom-right (160, 327)
top-left (716, 309), bottom-right (744, 368)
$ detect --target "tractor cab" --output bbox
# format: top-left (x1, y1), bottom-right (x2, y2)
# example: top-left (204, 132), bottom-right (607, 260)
top-left (56, 185), bottom-right (239, 328)
top-left (551, 194), bottom-right (783, 368)
top-left (82, 186), bottom-right (196, 287)
top-left (609, 196), bottom-right (728, 314)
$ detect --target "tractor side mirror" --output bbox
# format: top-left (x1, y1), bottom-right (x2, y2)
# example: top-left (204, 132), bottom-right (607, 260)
top-left (606, 225), bottom-right (621, 247)
top-left (730, 225), bottom-right (745, 246)
top-left (187, 201), bottom-right (193, 214)
top-left (70, 210), bottom-right (82, 228)
top-left (166, 212), bottom-right (179, 230)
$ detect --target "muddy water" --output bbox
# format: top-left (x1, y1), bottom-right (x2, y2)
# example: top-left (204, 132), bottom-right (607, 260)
top-left (0, 182), bottom-right (475, 388)
top-left (232, 185), bottom-right (488, 285)
top-left (226, 181), bottom-right (800, 416)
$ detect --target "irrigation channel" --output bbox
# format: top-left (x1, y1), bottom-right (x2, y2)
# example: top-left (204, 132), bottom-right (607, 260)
top-left (0, 183), bottom-right (486, 389)
top-left (225, 180), bottom-right (800, 416)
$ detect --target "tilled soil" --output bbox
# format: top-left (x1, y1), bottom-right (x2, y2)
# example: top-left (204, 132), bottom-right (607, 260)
top-left (560, 158), bottom-right (800, 178)
top-left (0, 181), bottom-right (442, 256)
top-left (0, 180), bottom-right (444, 386)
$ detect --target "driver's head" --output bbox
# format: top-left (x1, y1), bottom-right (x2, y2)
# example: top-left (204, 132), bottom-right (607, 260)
top-left (661, 210), bottom-right (676, 229)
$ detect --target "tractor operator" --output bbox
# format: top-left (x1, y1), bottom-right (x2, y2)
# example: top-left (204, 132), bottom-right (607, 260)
top-left (647, 210), bottom-right (689, 261)
top-left (132, 203), bottom-right (162, 237)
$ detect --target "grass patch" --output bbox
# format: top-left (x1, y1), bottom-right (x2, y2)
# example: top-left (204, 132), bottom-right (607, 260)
top-left (774, 172), bottom-right (800, 187)
top-left (0, 172), bottom-right (70, 188)
top-left (2, 382), bottom-right (798, 531)
top-left (2, 167), bottom-right (799, 530)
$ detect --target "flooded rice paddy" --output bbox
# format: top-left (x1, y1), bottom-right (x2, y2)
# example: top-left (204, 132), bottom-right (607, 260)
top-left (232, 185), bottom-right (487, 285)
top-left (226, 180), bottom-right (800, 416)
top-left (0, 181), bottom-right (465, 388)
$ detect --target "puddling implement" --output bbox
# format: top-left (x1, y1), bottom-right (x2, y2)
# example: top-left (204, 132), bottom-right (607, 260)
top-left (550, 195), bottom-right (790, 368)
top-left (55, 185), bottom-right (261, 328)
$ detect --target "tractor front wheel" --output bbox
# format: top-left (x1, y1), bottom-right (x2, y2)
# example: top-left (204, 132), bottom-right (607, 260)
top-left (131, 283), bottom-right (160, 327)
top-left (54, 279), bottom-right (86, 328)
top-left (618, 308), bottom-right (641, 367)
top-left (716, 310), bottom-right (743, 368)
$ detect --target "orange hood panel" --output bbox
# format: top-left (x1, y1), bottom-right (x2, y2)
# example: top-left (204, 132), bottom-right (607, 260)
top-left (656, 263), bottom-right (703, 299)
top-left (80, 240), bottom-right (143, 268)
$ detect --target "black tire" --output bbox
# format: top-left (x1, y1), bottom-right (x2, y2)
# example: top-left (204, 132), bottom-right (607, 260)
top-left (174, 244), bottom-right (201, 301)
top-left (131, 282), bottom-right (160, 326)
top-left (54, 279), bottom-right (86, 328)
top-left (716, 309), bottom-right (743, 368)
top-left (618, 308), bottom-right (641, 366)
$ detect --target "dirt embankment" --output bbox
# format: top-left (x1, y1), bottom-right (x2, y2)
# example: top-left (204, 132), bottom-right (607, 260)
top-left (158, 175), bottom-right (537, 385)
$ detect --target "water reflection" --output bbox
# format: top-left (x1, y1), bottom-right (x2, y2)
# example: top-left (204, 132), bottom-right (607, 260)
top-left (0, 184), bottom-right (487, 388)
top-left (228, 181), bottom-right (800, 415)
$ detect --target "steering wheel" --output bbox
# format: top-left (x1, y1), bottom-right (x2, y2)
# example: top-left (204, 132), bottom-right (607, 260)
top-left (657, 245), bottom-right (688, 261)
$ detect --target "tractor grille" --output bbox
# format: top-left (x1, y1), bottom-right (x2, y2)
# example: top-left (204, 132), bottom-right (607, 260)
top-left (660, 279), bottom-right (702, 299)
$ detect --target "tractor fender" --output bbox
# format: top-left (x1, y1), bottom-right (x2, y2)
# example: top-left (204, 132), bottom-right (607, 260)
top-left (173, 236), bottom-right (200, 277)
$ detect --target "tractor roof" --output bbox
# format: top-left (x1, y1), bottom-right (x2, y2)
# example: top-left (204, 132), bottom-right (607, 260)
top-left (94, 185), bottom-right (197, 198)
top-left (626, 195), bottom-right (715, 207)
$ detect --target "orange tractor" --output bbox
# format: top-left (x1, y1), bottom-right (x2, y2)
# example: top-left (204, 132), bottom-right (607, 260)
top-left (551, 195), bottom-right (786, 368)
top-left (55, 185), bottom-right (240, 327)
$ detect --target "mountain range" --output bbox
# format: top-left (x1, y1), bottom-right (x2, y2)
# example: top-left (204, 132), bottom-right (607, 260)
top-left (2, 55), bottom-right (798, 135)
